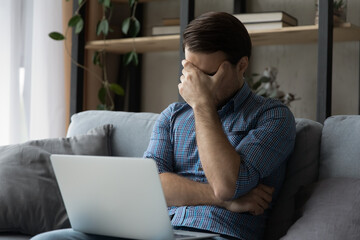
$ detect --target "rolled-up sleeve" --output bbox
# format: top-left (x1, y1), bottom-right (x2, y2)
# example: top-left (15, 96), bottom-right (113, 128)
top-left (232, 105), bottom-right (296, 199)
top-left (143, 105), bottom-right (174, 173)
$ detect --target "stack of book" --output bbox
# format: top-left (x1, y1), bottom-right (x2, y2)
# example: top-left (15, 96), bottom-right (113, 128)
top-left (151, 11), bottom-right (297, 36)
top-left (234, 11), bottom-right (298, 31)
top-left (152, 18), bottom-right (180, 36)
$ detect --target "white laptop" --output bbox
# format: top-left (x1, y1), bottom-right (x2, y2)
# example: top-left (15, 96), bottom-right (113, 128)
top-left (50, 154), bottom-right (220, 240)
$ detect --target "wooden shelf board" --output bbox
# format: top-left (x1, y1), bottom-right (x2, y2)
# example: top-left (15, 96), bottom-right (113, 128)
top-left (85, 35), bottom-right (180, 53)
top-left (85, 23), bottom-right (360, 53)
top-left (113, 0), bottom-right (162, 3)
top-left (250, 23), bottom-right (360, 46)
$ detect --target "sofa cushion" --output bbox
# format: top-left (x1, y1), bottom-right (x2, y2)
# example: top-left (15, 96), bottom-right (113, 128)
top-left (281, 178), bottom-right (360, 239)
top-left (0, 124), bottom-right (113, 236)
top-left (265, 118), bottom-right (323, 240)
top-left (67, 110), bottom-right (159, 157)
top-left (320, 115), bottom-right (360, 179)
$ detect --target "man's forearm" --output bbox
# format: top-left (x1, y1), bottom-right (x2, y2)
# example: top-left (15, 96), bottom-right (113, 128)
top-left (160, 172), bottom-right (274, 215)
top-left (193, 104), bottom-right (241, 201)
top-left (160, 172), bottom-right (222, 207)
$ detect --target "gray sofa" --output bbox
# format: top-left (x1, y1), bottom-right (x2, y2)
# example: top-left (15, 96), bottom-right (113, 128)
top-left (0, 110), bottom-right (359, 240)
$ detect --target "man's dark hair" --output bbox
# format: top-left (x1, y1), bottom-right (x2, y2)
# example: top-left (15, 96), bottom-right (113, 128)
top-left (183, 12), bottom-right (252, 64)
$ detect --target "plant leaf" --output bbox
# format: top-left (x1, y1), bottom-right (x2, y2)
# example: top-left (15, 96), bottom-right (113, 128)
top-left (78, 0), bottom-right (84, 6)
top-left (132, 51), bottom-right (138, 65)
top-left (252, 80), bottom-right (262, 90)
top-left (98, 87), bottom-right (106, 104)
top-left (97, 19), bottom-right (109, 36)
top-left (75, 17), bottom-right (84, 34)
top-left (103, 0), bottom-right (111, 8)
top-left (49, 32), bottom-right (65, 40)
top-left (123, 51), bottom-right (133, 65)
top-left (121, 17), bottom-right (131, 35)
top-left (102, 19), bottom-right (109, 35)
top-left (97, 104), bottom-right (107, 110)
top-left (128, 18), bottom-right (140, 37)
top-left (109, 83), bottom-right (125, 96)
top-left (259, 76), bottom-right (271, 83)
top-left (68, 15), bottom-right (81, 27)
top-left (256, 88), bottom-right (267, 97)
top-left (92, 51), bottom-right (101, 65)
top-left (129, 0), bottom-right (135, 7)
top-left (123, 51), bottom-right (138, 66)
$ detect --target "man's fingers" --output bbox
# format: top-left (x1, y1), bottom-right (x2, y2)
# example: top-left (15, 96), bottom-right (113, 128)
top-left (213, 61), bottom-right (230, 80)
top-left (253, 194), bottom-right (269, 210)
top-left (259, 184), bottom-right (275, 195)
top-left (254, 184), bottom-right (274, 203)
top-left (180, 74), bottom-right (185, 83)
top-left (182, 59), bottom-right (195, 70)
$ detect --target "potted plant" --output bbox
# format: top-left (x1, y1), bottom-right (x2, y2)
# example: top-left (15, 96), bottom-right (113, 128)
top-left (49, 0), bottom-right (140, 110)
top-left (245, 67), bottom-right (299, 107)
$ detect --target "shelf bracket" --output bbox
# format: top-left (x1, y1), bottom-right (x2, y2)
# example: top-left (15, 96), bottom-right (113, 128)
top-left (317, 0), bottom-right (333, 123)
top-left (233, 0), bottom-right (246, 14)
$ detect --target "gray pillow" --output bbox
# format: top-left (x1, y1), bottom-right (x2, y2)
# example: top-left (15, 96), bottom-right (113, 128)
top-left (282, 178), bottom-right (360, 240)
top-left (0, 124), bottom-right (113, 236)
top-left (320, 115), bottom-right (360, 179)
top-left (265, 118), bottom-right (323, 240)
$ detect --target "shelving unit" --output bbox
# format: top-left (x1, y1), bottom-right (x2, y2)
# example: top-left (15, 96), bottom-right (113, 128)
top-left (85, 23), bottom-right (360, 53)
top-left (71, 0), bottom-right (360, 122)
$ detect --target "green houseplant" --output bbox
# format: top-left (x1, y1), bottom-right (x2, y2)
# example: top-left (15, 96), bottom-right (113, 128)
top-left (49, 0), bottom-right (140, 110)
top-left (245, 67), bottom-right (299, 106)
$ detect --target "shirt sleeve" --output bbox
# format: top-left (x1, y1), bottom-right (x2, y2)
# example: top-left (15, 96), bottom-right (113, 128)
top-left (232, 104), bottom-right (296, 199)
top-left (143, 104), bottom-right (174, 173)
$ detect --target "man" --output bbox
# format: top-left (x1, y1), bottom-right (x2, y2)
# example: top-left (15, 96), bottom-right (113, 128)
top-left (143, 11), bottom-right (296, 239)
top-left (32, 12), bottom-right (295, 240)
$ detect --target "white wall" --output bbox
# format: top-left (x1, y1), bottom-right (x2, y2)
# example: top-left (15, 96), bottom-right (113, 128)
top-left (141, 0), bottom-right (360, 120)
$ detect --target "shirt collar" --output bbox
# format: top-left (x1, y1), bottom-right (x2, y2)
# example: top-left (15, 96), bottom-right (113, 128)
top-left (220, 81), bottom-right (251, 113)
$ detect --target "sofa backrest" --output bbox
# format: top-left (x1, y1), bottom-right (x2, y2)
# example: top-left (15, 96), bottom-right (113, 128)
top-left (68, 111), bottom-right (325, 239)
top-left (67, 110), bottom-right (159, 157)
top-left (319, 115), bottom-right (360, 179)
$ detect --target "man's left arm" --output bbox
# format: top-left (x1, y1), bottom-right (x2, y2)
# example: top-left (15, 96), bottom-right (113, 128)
top-left (194, 104), bottom-right (296, 201)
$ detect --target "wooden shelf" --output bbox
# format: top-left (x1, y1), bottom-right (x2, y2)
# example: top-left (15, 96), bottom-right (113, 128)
top-left (112, 0), bottom-right (162, 3)
top-left (85, 35), bottom-right (180, 53)
top-left (250, 22), bottom-right (360, 46)
top-left (85, 23), bottom-right (360, 54)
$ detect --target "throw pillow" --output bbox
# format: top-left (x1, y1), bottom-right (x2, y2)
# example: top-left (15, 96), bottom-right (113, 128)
top-left (264, 118), bottom-right (323, 240)
top-left (0, 124), bottom-right (113, 236)
top-left (282, 178), bottom-right (360, 240)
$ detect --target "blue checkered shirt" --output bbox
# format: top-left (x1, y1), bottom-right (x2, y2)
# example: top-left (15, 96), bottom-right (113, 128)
top-left (144, 82), bottom-right (296, 240)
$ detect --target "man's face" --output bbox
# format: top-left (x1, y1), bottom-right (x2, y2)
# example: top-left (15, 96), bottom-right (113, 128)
top-left (185, 48), bottom-right (228, 76)
top-left (184, 48), bottom-right (244, 105)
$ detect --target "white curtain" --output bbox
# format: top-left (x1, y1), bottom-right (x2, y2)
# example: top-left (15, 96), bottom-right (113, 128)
top-left (0, 0), bottom-right (66, 146)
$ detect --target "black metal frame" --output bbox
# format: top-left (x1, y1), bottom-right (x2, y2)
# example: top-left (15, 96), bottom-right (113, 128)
top-left (70, 0), bottom-right (85, 117)
top-left (317, 0), bottom-right (334, 123)
top-left (178, 0), bottom-right (195, 102)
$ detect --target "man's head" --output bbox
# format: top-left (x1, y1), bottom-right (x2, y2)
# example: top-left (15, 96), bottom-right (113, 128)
top-left (180, 12), bottom-right (252, 107)
top-left (183, 11), bottom-right (252, 65)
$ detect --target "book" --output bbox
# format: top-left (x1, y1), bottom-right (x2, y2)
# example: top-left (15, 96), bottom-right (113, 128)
top-left (233, 11), bottom-right (298, 26)
top-left (162, 18), bottom-right (180, 26)
top-left (243, 21), bottom-right (293, 31)
top-left (151, 21), bottom-right (294, 35)
top-left (152, 25), bottom-right (180, 35)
